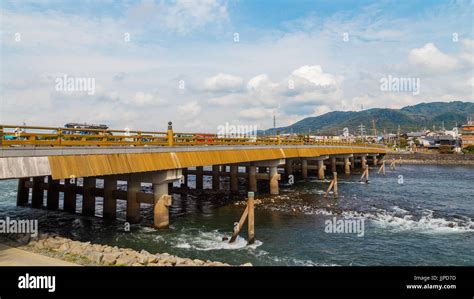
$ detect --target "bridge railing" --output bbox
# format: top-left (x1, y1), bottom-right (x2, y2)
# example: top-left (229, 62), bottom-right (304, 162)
top-left (0, 124), bottom-right (386, 149)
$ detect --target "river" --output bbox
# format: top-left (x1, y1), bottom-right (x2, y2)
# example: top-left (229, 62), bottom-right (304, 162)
top-left (0, 164), bottom-right (473, 266)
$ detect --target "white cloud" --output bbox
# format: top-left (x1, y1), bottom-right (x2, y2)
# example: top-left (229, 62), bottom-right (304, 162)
top-left (129, 92), bottom-right (167, 106)
top-left (177, 101), bottom-right (202, 118)
top-left (127, 0), bottom-right (228, 35)
top-left (291, 65), bottom-right (338, 87)
top-left (408, 43), bottom-right (459, 73)
top-left (238, 107), bottom-right (274, 120)
top-left (203, 73), bottom-right (244, 92)
top-left (207, 94), bottom-right (249, 107)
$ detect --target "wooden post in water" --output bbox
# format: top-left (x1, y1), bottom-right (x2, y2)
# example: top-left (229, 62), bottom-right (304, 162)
top-left (360, 166), bottom-right (369, 183)
top-left (324, 172), bottom-right (338, 199)
top-left (390, 158), bottom-right (396, 170)
top-left (229, 207), bottom-right (249, 243)
top-left (229, 192), bottom-right (255, 244)
top-left (377, 161), bottom-right (386, 175)
top-left (247, 192), bottom-right (255, 244)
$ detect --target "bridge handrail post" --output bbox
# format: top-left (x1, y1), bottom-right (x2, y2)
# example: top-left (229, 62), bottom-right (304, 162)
top-left (167, 121), bottom-right (174, 146)
top-left (58, 128), bottom-right (62, 146)
top-left (0, 125), bottom-right (3, 146)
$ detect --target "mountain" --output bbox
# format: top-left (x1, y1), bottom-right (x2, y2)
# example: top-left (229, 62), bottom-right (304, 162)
top-left (264, 101), bottom-right (474, 135)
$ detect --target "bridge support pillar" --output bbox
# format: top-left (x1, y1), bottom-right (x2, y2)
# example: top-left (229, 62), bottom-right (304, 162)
top-left (212, 165), bottom-right (220, 190)
top-left (103, 176), bottom-right (117, 220)
top-left (350, 157), bottom-right (355, 170)
top-left (196, 166), bottom-right (203, 190)
top-left (31, 177), bottom-right (44, 208)
top-left (153, 183), bottom-right (171, 229)
top-left (331, 157), bottom-right (337, 173)
top-left (47, 176), bottom-right (59, 210)
top-left (318, 160), bottom-right (326, 180)
top-left (126, 178), bottom-right (141, 224)
top-left (17, 178), bottom-right (29, 206)
top-left (230, 165), bottom-right (238, 193)
top-left (301, 159), bottom-right (308, 179)
top-left (181, 168), bottom-right (188, 188)
top-left (285, 159), bottom-right (293, 179)
top-left (344, 157), bottom-right (351, 175)
top-left (64, 178), bottom-right (76, 213)
top-left (151, 169), bottom-right (181, 229)
top-left (82, 177), bottom-right (96, 216)
top-left (269, 166), bottom-right (279, 195)
top-left (248, 165), bottom-right (257, 192)
top-left (255, 159), bottom-right (283, 195)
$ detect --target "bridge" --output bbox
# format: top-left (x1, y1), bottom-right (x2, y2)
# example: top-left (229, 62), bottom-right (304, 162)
top-left (0, 123), bottom-right (387, 230)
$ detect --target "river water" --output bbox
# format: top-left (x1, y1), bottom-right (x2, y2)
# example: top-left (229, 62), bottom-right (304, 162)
top-left (0, 164), bottom-right (473, 266)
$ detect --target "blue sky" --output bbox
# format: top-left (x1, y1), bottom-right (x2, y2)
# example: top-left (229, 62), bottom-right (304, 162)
top-left (0, 0), bottom-right (473, 132)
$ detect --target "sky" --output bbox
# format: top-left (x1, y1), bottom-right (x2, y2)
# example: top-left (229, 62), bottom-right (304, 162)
top-left (0, 0), bottom-right (473, 132)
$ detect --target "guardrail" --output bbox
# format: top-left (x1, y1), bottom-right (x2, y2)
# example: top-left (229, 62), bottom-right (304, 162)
top-left (0, 124), bottom-right (386, 149)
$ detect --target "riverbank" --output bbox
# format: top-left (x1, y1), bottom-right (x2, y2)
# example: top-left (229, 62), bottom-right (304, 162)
top-left (3, 235), bottom-right (252, 266)
top-left (384, 152), bottom-right (474, 165)
top-left (0, 243), bottom-right (78, 266)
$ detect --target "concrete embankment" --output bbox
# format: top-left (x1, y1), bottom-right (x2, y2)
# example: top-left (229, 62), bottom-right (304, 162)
top-left (16, 235), bottom-right (252, 267)
top-left (385, 153), bottom-right (474, 165)
top-left (0, 243), bottom-right (78, 266)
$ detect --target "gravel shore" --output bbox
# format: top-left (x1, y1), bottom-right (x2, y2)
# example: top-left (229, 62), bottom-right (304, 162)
top-left (18, 235), bottom-right (252, 267)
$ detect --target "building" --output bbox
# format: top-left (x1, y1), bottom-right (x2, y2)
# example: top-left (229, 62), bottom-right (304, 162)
top-left (461, 119), bottom-right (474, 148)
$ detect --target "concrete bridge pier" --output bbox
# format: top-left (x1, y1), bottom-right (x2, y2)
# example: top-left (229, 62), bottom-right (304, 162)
top-left (305, 156), bottom-right (328, 180)
top-left (126, 176), bottom-right (141, 224)
top-left (63, 179), bottom-right (77, 213)
top-left (230, 165), bottom-right (238, 193)
top-left (344, 157), bottom-right (351, 175)
top-left (103, 176), bottom-right (117, 220)
top-left (31, 177), bottom-right (44, 209)
top-left (17, 178), bottom-right (30, 206)
top-left (212, 165), bottom-right (220, 190)
top-left (151, 170), bottom-right (181, 229)
top-left (248, 165), bottom-right (257, 192)
top-left (301, 159), bottom-right (308, 179)
top-left (331, 157), bottom-right (337, 173)
top-left (181, 168), bottom-right (188, 189)
top-left (285, 159), bottom-right (293, 180)
top-left (195, 166), bottom-right (204, 190)
top-left (256, 159), bottom-right (284, 195)
top-left (82, 177), bottom-right (96, 216)
top-left (46, 176), bottom-right (59, 210)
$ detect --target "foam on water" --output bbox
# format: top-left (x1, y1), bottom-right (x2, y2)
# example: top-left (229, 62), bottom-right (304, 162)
top-left (171, 230), bottom-right (263, 251)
